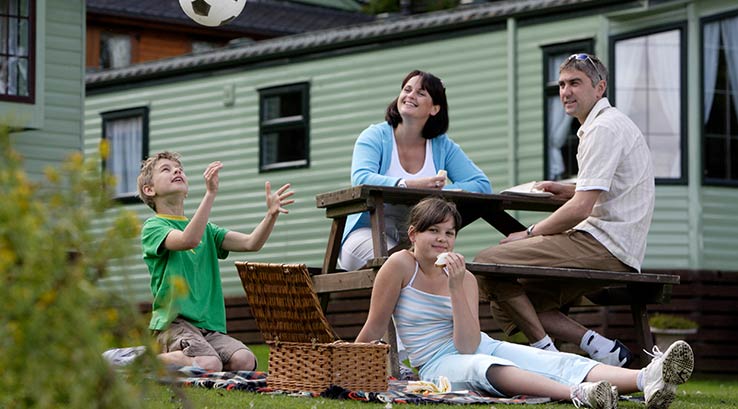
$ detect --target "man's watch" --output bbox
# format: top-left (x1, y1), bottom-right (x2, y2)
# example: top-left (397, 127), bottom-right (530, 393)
top-left (526, 224), bottom-right (536, 237)
top-left (396, 179), bottom-right (407, 188)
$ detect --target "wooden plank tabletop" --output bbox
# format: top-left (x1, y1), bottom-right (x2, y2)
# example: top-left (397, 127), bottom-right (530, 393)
top-left (316, 185), bottom-right (566, 213)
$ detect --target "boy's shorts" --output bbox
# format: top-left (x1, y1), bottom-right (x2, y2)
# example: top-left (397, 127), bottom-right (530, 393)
top-left (155, 317), bottom-right (255, 369)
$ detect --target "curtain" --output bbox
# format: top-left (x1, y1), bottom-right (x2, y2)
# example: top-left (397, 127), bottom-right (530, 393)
top-left (547, 54), bottom-right (573, 180)
top-left (102, 34), bottom-right (132, 69)
top-left (547, 96), bottom-right (573, 180)
top-left (105, 116), bottom-right (143, 196)
top-left (703, 22), bottom-right (720, 123)
top-left (615, 37), bottom-right (646, 115)
top-left (720, 17), bottom-right (738, 123)
top-left (647, 30), bottom-right (681, 178)
top-left (6, 18), bottom-right (19, 95)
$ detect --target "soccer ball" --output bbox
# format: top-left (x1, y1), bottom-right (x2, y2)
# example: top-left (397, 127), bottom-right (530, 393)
top-left (179, 0), bottom-right (247, 27)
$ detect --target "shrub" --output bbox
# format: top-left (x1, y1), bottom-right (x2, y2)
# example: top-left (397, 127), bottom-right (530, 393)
top-left (0, 127), bottom-right (155, 408)
top-left (649, 313), bottom-right (699, 330)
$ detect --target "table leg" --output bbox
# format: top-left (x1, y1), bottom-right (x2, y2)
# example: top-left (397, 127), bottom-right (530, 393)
top-left (370, 194), bottom-right (387, 258)
top-left (322, 217), bottom-right (346, 274)
top-left (631, 302), bottom-right (654, 366)
top-left (385, 318), bottom-right (400, 379)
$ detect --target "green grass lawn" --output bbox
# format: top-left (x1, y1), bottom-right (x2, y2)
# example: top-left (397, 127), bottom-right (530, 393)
top-left (139, 345), bottom-right (738, 409)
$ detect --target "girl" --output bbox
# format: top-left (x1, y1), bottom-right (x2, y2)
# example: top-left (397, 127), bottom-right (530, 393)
top-left (355, 197), bottom-right (693, 409)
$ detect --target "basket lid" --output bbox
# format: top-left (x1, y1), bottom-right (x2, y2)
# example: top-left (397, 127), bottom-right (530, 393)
top-left (236, 262), bottom-right (336, 343)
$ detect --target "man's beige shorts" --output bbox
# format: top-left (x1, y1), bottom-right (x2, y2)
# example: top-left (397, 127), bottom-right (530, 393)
top-left (474, 230), bottom-right (633, 335)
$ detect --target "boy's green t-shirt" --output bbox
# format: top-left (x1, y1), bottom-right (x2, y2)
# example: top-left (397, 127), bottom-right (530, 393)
top-left (141, 214), bottom-right (230, 333)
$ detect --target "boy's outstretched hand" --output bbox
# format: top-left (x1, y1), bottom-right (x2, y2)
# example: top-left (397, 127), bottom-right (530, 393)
top-left (265, 181), bottom-right (295, 216)
top-left (203, 161), bottom-right (224, 194)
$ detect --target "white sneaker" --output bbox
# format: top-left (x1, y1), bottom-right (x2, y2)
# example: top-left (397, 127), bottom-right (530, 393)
top-left (571, 380), bottom-right (618, 409)
top-left (642, 340), bottom-right (694, 409)
top-left (102, 346), bottom-right (146, 367)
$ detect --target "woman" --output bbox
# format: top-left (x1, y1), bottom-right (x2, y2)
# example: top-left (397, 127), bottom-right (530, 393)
top-left (339, 69), bottom-right (491, 272)
top-left (356, 197), bottom-right (693, 409)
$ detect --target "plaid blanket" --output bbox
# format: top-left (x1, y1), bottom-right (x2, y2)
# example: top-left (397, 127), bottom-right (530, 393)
top-left (166, 366), bottom-right (552, 404)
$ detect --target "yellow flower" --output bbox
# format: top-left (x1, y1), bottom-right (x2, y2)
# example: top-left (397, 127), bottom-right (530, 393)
top-left (106, 308), bottom-right (119, 324)
top-left (99, 138), bottom-right (110, 160)
top-left (44, 166), bottom-right (60, 184)
top-left (38, 289), bottom-right (57, 307)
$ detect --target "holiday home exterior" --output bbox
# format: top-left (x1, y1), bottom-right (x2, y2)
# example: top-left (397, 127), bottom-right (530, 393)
top-left (84, 0), bottom-right (738, 373)
top-left (1, 0), bottom-right (85, 181)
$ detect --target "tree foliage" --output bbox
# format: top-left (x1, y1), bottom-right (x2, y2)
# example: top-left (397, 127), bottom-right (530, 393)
top-left (0, 127), bottom-right (155, 408)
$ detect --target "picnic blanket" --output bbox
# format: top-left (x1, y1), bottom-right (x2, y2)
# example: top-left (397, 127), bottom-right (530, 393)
top-left (163, 366), bottom-right (553, 405)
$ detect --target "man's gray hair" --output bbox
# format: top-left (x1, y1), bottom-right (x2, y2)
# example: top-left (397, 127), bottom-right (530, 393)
top-left (560, 53), bottom-right (609, 88)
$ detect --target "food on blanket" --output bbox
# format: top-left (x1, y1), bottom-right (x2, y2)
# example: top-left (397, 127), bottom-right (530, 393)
top-left (435, 252), bottom-right (449, 267)
top-left (405, 375), bottom-right (452, 394)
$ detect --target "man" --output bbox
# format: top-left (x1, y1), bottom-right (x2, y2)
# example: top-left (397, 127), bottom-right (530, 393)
top-left (474, 53), bottom-right (655, 367)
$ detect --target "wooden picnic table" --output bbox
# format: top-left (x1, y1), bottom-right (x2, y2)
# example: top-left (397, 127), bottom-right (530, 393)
top-left (314, 184), bottom-right (564, 276)
top-left (311, 184), bottom-right (680, 369)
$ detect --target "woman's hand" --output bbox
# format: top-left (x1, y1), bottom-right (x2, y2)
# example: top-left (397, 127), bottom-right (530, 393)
top-left (406, 176), bottom-right (446, 190)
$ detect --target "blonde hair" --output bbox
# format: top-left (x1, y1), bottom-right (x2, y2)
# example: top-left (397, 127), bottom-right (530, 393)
top-left (137, 151), bottom-right (182, 211)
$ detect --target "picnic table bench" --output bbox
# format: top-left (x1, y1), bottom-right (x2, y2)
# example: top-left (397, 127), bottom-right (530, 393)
top-left (312, 185), bottom-right (680, 371)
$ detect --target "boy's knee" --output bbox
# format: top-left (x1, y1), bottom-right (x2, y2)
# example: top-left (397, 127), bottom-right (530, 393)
top-left (226, 349), bottom-right (257, 371)
top-left (194, 355), bottom-right (223, 372)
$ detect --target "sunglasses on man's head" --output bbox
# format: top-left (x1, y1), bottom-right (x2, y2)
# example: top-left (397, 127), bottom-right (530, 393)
top-left (567, 53), bottom-right (604, 82)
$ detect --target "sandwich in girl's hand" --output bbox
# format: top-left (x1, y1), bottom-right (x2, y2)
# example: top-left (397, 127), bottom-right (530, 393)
top-left (436, 252), bottom-right (451, 276)
top-left (435, 252), bottom-right (449, 267)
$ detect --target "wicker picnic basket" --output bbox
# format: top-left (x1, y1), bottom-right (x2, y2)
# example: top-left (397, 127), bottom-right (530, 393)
top-left (235, 261), bottom-right (389, 393)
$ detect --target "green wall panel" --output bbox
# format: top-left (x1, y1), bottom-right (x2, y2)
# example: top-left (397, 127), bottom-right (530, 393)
top-left (9, 0), bottom-right (84, 180)
top-left (86, 0), bottom-right (738, 302)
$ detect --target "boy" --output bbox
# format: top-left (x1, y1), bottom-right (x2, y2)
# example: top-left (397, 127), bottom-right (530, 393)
top-left (137, 151), bottom-right (294, 371)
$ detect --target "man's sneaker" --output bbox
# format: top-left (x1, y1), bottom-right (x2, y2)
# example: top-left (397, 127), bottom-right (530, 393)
top-left (642, 340), bottom-right (694, 409)
top-left (593, 340), bottom-right (634, 367)
top-left (570, 380), bottom-right (618, 409)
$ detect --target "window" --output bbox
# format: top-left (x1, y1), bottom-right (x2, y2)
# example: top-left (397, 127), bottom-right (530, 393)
top-left (258, 83), bottom-right (309, 171)
top-left (612, 27), bottom-right (685, 182)
top-left (100, 32), bottom-right (132, 69)
top-left (101, 107), bottom-right (149, 201)
top-left (0, 0), bottom-right (34, 103)
top-left (703, 13), bottom-right (738, 185)
top-left (542, 41), bottom-right (592, 181)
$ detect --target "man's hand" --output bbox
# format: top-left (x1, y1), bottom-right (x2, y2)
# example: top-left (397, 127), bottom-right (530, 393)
top-left (535, 181), bottom-right (575, 200)
top-left (500, 230), bottom-right (529, 244)
top-left (265, 181), bottom-right (295, 216)
top-left (203, 161), bottom-right (223, 194)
